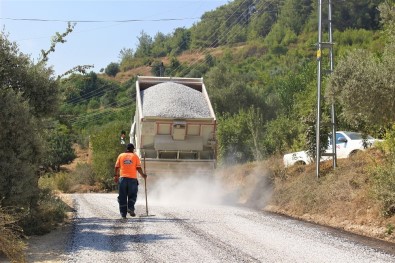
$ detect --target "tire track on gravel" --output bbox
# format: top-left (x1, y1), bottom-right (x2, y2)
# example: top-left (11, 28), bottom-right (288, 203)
top-left (163, 212), bottom-right (260, 262)
top-left (67, 194), bottom-right (156, 262)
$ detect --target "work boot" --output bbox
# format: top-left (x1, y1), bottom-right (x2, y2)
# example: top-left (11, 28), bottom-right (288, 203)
top-left (128, 209), bottom-right (136, 217)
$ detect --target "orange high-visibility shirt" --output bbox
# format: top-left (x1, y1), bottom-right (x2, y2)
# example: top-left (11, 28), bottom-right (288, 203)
top-left (115, 152), bottom-right (141, 179)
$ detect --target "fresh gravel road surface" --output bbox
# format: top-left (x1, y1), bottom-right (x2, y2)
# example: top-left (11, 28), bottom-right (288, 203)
top-left (65, 193), bottom-right (395, 263)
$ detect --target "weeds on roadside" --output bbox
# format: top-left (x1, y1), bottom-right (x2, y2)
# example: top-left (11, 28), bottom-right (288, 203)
top-left (39, 163), bottom-right (96, 193)
top-left (0, 206), bottom-right (26, 263)
top-left (371, 160), bottom-right (395, 216)
top-left (73, 163), bottom-right (96, 186)
top-left (20, 188), bottom-right (67, 235)
top-left (371, 126), bottom-right (395, 217)
top-left (386, 223), bottom-right (394, 235)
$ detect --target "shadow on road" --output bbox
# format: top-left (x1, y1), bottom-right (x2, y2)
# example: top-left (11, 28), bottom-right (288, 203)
top-left (66, 216), bottom-right (181, 253)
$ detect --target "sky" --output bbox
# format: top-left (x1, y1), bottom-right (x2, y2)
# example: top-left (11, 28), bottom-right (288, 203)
top-left (0, 0), bottom-right (229, 76)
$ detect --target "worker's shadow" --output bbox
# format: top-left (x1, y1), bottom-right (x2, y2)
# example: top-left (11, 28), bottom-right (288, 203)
top-left (66, 216), bottom-right (180, 253)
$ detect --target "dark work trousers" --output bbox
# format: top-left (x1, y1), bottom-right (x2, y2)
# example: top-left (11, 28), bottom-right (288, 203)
top-left (118, 177), bottom-right (138, 217)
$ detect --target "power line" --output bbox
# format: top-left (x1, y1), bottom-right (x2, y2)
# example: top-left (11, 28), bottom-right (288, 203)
top-left (65, 84), bottom-right (119, 105)
top-left (168, 0), bottom-right (277, 77)
top-left (1, 17), bottom-right (201, 23)
top-left (64, 0), bottom-right (253, 109)
top-left (68, 101), bottom-right (134, 126)
top-left (64, 1), bottom-right (275, 127)
top-left (67, 97), bottom-right (134, 124)
top-left (167, 0), bottom-right (252, 76)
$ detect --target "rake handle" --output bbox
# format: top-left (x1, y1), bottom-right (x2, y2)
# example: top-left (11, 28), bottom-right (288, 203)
top-left (144, 152), bottom-right (148, 216)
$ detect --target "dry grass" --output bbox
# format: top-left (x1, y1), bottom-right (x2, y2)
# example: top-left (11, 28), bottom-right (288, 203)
top-left (0, 207), bottom-right (26, 263)
top-left (216, 149), bottom-right (395, 243)
top-left (267, 149), bottom-right (395, 243)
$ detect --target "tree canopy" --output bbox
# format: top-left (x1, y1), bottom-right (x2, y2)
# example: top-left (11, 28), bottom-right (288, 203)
top-left (0, 32), bottom-right (74, 209)
top-left (326, 1), bottom-right (395, 128)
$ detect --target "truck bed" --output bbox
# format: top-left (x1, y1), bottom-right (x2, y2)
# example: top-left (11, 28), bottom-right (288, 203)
top-left (132, 76), bottom-right (217, 176)
top-left (142, 158), bottom-right (215, 176)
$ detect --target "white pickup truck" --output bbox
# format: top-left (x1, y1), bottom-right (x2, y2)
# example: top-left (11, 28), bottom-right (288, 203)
top-left (283, 131), bottom-right (380, 167)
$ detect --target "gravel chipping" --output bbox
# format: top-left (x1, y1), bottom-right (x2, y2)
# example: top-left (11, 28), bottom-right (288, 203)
top-left (141, 82), bottom-right (212, 118)
top-left (63, 193), bottom-right (395, 263)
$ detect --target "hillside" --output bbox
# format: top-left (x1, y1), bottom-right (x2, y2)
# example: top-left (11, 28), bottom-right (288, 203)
top-left (101, 46), bottom-right (230, 84)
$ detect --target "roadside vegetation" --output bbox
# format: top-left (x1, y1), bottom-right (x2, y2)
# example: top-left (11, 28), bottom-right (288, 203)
top-left (1, 0), bottom-right (395, 262)
top-left (0, 24), bottom-right (79, 261)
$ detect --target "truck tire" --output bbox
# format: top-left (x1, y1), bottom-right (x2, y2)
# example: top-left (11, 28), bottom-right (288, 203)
top-left (294, 160), bottom-right (306, 166)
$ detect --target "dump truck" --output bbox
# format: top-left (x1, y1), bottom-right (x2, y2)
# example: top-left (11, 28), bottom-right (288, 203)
top-left (130, 76), bottom-right (217, 176)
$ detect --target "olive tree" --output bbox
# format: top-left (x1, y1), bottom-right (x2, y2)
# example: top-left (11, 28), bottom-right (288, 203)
top-left (326, 3), bottom-right (395, 127)
top-left (42, 124), bottom-right (76, 172)
top-left (0, 88), bottom-right (42, 207)
top-left (0, 34), bottom-right (59, 117)
top-left (0, 33), bottom-right (61, 207)
top-left (105, 62), bottom-right (120, 77)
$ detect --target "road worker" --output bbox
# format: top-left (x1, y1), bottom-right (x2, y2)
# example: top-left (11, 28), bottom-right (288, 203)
top-left (120, 130), bottom-right (126, 145)
top-left (114, 143), bottom-right (147, 219)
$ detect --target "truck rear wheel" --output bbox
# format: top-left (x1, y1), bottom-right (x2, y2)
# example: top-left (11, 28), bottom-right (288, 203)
top-left (349, 150), bottom-right (360, 157)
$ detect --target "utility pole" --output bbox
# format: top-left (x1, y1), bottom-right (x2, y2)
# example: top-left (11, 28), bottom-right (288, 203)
top-left (316, 0), bottom-right (336, 178)
top-left (328, 0), bottom-right (337, 170)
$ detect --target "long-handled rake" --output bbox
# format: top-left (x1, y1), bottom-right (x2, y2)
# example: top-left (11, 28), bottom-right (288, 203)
top-left (140, 152), bottom-right (154, 218)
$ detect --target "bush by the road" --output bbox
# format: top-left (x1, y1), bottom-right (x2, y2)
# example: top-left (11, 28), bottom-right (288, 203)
top-left (0, 207), bottom-right (26, 263)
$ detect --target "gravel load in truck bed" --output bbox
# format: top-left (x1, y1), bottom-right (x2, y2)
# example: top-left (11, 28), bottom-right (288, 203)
top-left (141, 82), bottom-right (212, 118)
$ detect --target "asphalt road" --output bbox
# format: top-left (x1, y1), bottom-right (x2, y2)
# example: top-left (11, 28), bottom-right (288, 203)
top-left (64, 193), bottom-right (395, 263)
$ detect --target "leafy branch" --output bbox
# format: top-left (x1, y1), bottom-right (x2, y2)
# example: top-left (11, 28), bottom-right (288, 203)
top-left (39, 22), bottom-right (76, 63)
top-left (58, 64), bottom-right (94, 79)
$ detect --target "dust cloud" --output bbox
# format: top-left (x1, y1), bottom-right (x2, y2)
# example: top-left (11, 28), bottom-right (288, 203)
top-left (146, 173), bottom-right (236, 206)
top-left (144, 164), bottom-right (273, 209)
top-left (241, 167), bottom-right (273, 209)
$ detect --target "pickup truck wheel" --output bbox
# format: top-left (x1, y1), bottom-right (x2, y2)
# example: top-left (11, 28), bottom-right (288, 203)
top-left (294, 161), bottom-right (306, 166)
top-left (349, 150), bottom-right (360, 157)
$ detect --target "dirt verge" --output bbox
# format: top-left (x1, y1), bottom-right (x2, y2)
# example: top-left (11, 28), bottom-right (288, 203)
top-left (25, 194), bottom-right (73, 263)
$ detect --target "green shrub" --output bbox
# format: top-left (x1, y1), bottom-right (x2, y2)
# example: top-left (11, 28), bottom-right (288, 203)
top-left (90, 121), bottom-right (129, 190)
top-left (372, 125), bottom-right (395, 216)
top-left (38, 174), bottom-right (56, 190)
top-left (42, 125), bottom-right (76, 172)
top-left (372, 160), bottom-right (395, 216)
top-left (87, 99), bottom-right (100, 110)
top-left (120, 57), bottom-right (146, 72)
top-left (76, 132), bottom-right (90, 149)
top-left (334, 29), bottom-right (374, 47)
top-left (377, 125), bottom-right (395, 157)
top-left (20, 188), bottom-right (67, 235)
top-left (105, 62), bottom-right (120, 77)
top-left (39, 163), bottom-right (95, 192)
top-left (386, 223), bottom-right (395, 235)
top-left (54, 173), bottom-right (72, 193)
top-left (73, 163), bottom-right (96, 186)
